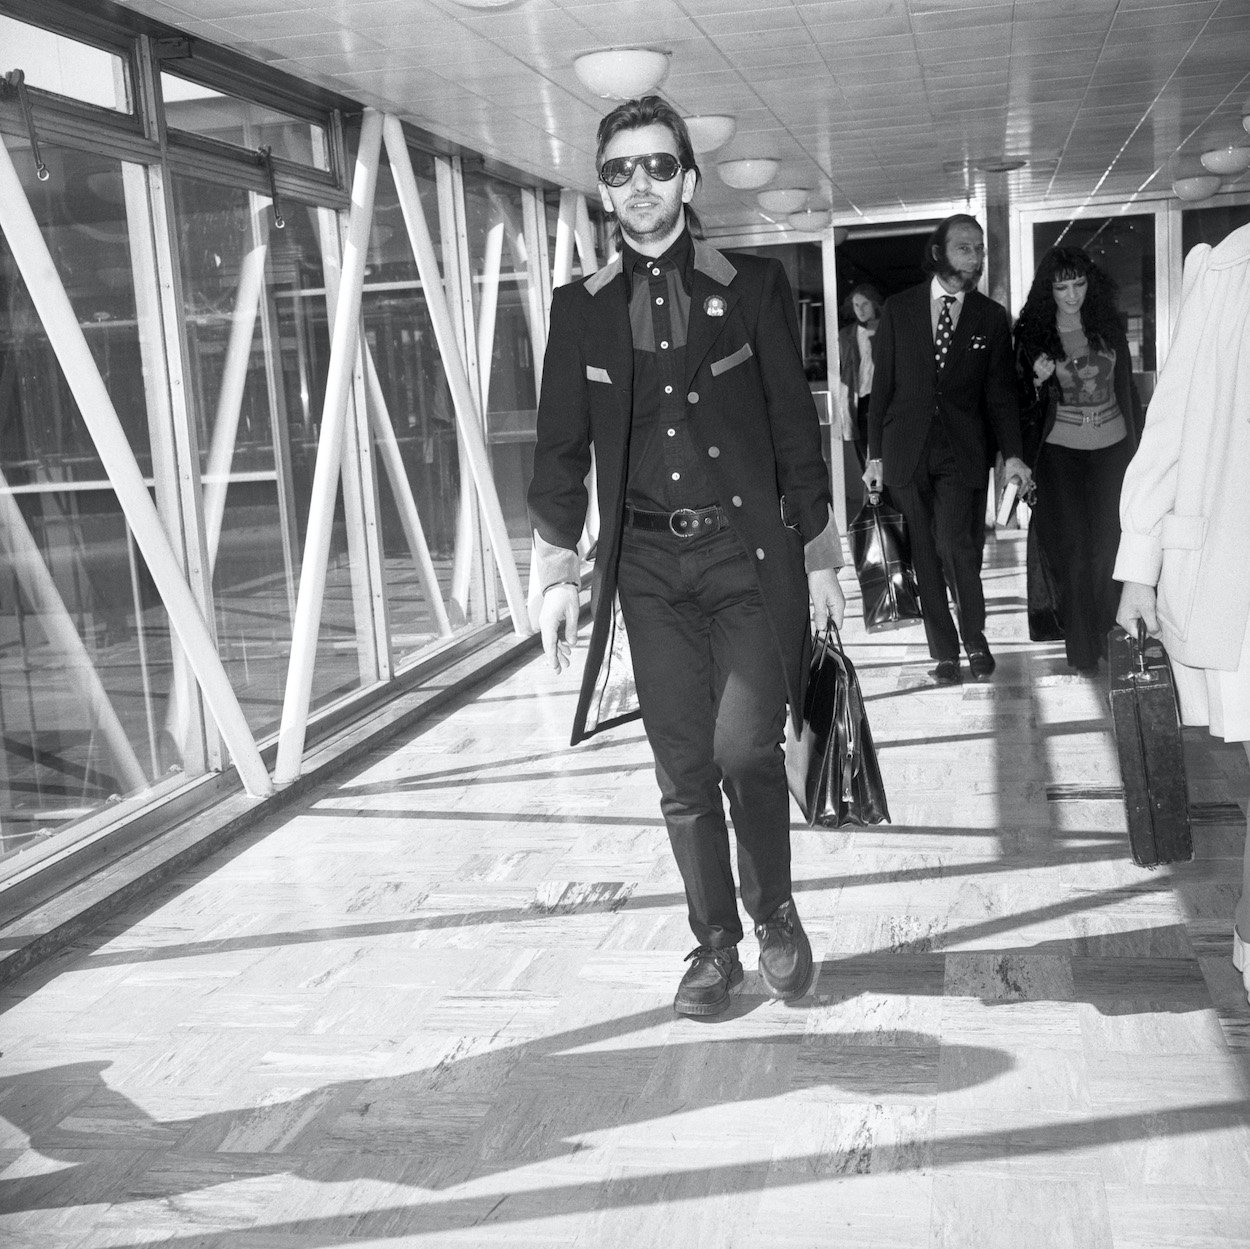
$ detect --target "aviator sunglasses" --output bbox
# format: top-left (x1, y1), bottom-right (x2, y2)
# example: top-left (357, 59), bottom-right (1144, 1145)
top-left (598, 152), bottom-right (685, 187)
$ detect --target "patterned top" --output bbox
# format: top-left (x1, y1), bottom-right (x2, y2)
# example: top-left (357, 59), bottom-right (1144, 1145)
top-left (1047, 325), bottom-right (1127, 450)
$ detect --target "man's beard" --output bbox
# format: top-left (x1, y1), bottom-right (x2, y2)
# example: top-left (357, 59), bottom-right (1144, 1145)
top-left (936, 254), bottom-right (983, 292)
top-left (617, 198), bottom-right (683, 246)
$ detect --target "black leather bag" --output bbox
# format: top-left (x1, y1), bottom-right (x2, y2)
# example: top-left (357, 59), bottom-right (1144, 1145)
top-left (785, 623), bottom-right (890, 828)
top-left (1107, 622), bottom-right (1193, 866)
top-left (1026, 522), bottom-right (1064, 642)
top-left (849, 495), bottom-right (923, 631)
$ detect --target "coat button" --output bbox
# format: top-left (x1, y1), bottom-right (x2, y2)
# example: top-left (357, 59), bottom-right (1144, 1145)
top-left (708, 446), bottom-right (720, 458)
top-left (732, 495), bottom-right (742, 507)
top-left (755, 548), bottom-right (765, 560)
top-left (687, 391), bottom-right (699, 403)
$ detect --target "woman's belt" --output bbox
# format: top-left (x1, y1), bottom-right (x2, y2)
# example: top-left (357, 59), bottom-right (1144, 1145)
top-left (1055, 400), bottom-right (1122, 427)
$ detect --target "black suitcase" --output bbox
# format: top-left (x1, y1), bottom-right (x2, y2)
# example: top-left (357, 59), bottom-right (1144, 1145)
top-left (848, 495), bottom-right (923, 632)
top-left (1106, 623), bottom-right (1193, 867)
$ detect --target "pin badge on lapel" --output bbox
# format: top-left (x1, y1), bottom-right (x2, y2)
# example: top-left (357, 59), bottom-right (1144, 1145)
top-left (704, 295), bottom-right (726, 317)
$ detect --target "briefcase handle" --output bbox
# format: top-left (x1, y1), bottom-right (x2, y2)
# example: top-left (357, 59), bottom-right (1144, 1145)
top-left (1132, 618), bottom-right (1149, 677)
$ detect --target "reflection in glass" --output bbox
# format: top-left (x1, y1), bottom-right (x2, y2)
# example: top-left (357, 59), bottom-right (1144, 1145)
top-left (0, 141), bottom-right (184, 864)
top-left (161, 73), bottom-right (328, 170)
top-left (169, 174), bottom-right (368, 737)
top-left (361, 155), bottom-right (467, 658)
top-left (0, 15), bottom-right (130, 112)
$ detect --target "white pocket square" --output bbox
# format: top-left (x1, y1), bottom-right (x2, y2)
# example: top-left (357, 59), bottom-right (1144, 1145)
top-left (970, 335), bottom-right (987, 350)
top-left (586, 365), bottom-right (612, 383)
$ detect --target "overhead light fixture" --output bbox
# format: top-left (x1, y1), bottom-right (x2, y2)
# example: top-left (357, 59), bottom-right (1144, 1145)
top-left (975, 156), bottom-right (1027, 174)
top-left (717, 158), bottom-right (778, 189)
top-left (573, 48), bottom-right (670, 99)
top-left (758, 188), bottom-right (808, 213)
top-left (684, 115), bottom-right (736, 154)
top-left (1199, 144), bottom-right (1250, 175)
top-left (789, 208), bottom-right (831, 231)
top-left (1172, 174), bottom-right (1222, 202)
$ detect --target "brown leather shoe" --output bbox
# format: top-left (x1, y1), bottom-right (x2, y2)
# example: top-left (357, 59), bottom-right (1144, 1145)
top-left (755, 899), bottom-right (814, 1001)
top-left (674, 945), bottom-right (743, 1017)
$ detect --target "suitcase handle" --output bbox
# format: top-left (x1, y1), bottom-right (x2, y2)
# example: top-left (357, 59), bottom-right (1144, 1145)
top-left (1133, 619), bottom-right (1149, 677)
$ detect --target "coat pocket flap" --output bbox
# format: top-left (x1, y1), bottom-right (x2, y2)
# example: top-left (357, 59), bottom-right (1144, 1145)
top-left (709, 342), bottom-right (753, 377)
top-left (1160, 513), bottom-right (1207, 550)
top-left (585, 365), bottom-right (612, 384)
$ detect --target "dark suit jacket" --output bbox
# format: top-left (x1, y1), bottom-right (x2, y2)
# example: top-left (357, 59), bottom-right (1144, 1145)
top-left (528, 240), bottom-right (832, 745)
top-left (867, 282), bottom-right (1022, 489)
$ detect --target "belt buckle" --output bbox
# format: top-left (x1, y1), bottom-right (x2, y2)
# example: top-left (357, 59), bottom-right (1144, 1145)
top-left (669, 507), bottom-right (699, 537)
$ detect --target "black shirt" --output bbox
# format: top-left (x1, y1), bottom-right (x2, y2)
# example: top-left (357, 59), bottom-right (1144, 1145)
top-left (621, 229), bottom-right (717, 513)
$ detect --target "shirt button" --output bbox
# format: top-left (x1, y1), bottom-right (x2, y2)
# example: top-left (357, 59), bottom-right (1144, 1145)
top-left (664, 385), bottom-right (673, 394)
top-left (655, 296), bottom-right (664, 305)
top-left (755, 548), bottom-right (765, 560)
top-left (660, 340), bottom-right (669, 349)
top-left (667, 428), bottom-right (676, 437)
top-left (732, 495), bottom-right (742, 507)
top-left (671, 472), bottom-right (681, 481)
top-left (708, 446), bottom-right (720, 458)
top-left (687, 391), bottom-right (699, 403)
top-left (651, 267), bottom-right (661, 276)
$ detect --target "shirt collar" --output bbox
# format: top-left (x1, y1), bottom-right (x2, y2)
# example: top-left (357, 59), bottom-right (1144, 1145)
top-left (930, 276), bottom-right (967, 306)
top-left (623, 227), bottom-right (694, 285)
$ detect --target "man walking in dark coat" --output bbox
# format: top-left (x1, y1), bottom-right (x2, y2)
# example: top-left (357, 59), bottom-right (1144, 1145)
top-left (863, 214), bottom-right (1031, 684)
top-left (527, 97), bottom-right (844, 1018)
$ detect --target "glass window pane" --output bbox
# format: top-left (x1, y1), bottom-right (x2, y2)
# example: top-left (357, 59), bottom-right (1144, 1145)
top-left (169, 174), bottom-right (370, 735)
top-left (1033, 215), bottom-right (1156, 378)
top-left (1181, 202), bottom-right (1250, 256)
top-left (463, 171), bottom-right (542, 610)
top-left (0, 139), bottom-right (190, 865)
top-left (361, 153), bottom-right (475, 663)
top-left (161, 73), bottom-right (329, 170)
top-left (0, 15), bottom-right (131, 112)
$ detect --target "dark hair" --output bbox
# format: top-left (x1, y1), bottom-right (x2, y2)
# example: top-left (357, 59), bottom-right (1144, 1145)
top-left (1014, 246), bottom-right (1121, 361)
top-left (922, 213), bottom-right (983, 276)
top-left (842, 283), bottom-right (884, 321)
top-left (595, 95), bottom-right (702, 240)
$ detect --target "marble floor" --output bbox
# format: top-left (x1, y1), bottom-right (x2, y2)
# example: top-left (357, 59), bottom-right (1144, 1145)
top-left (2, 533), bottom-right (1249, 1248)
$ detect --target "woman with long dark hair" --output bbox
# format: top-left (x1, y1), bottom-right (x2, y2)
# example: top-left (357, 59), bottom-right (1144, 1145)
top-left (838, 283), bottom-right (883, 467)
top-left (1014, 246), bottom-right (1143, 672)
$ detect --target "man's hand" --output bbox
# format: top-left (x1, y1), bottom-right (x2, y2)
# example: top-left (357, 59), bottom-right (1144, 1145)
top-left (808, 567), bottom-right (845, 631)
top-left (1002, 455), bottom-right (1033, 493)
top-left (1033, 353), bottom-right (1056, 386)
top-left (1116, 580), bottom-right (1159, 638)
top-left (538, 583), bottom-right (580, 672)
top-left (862, 457), bottom-right (884, 497)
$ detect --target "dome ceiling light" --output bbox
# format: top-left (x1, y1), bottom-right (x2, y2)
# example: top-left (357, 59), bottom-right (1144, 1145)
top-left (684, 115), bottom-right (736, 154)
top-left (1199, 144), bottom-right (1250, 175)
top-left (1172, 174), bottom-right (1222, 201)
top-left (789, 208), bottom-right (832, 231)
top-left (573, 49), bottom-right (670, 100)
top-left (717, 158), bottom-right (778, 189)
top-left (757, 188), bottom-right (808, 213)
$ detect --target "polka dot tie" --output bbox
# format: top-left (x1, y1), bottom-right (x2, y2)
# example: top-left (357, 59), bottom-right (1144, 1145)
top-left (935, 294), bottom-right (956, 370)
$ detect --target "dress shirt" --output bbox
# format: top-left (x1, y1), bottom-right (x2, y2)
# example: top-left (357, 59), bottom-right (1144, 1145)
top-left (929, 276), bottom-right (967, 339)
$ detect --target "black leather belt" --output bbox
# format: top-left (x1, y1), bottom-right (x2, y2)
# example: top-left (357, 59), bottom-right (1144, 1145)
top-left (625, 503), bottom-right (728, 538)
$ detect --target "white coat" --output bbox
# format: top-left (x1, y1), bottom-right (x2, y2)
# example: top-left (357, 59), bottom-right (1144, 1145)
top-left (1113, 222), bottom-right (1250, 671)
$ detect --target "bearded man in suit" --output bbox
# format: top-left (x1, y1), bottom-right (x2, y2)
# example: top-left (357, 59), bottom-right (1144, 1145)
top-left (862, 215), bottom-right (1032, 684)
top-left (528, 96), bottom-right (844, 1018)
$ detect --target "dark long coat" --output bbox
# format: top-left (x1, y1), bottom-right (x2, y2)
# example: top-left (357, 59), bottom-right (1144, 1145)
top-left (867, 282), bottom-right (1022, 488)
top-left (528, 240), bottom-right (833, 745)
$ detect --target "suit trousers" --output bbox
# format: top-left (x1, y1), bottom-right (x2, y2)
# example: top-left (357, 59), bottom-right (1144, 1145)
top-left (892, 422), bottom-right (988, 660)
top-left (616, 522), bottom-right (792, 949)
top-left (1033, 437), bottom-right (1133, 669)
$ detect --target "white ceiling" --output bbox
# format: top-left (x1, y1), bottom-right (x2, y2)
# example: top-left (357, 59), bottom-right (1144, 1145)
top-left (115, 0), bottom-right (1250, 231)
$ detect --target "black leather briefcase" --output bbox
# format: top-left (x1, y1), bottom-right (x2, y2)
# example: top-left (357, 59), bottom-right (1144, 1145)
top-left (849, 495), bottom-right (923, 632)
top-left (1107, 623), bottom-right (1193, 867)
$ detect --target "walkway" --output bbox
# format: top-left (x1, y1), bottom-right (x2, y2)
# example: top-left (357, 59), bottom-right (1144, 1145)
top-left (2, 533), bottom-right (1249, 1247)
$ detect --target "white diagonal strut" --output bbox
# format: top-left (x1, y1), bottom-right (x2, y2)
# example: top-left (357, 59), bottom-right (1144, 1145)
top-left (0, 134), bottom-right (273, 798)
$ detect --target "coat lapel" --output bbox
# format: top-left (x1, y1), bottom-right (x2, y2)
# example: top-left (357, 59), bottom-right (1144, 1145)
top-left (583, 258), bottom-right (634, 432)
top-left (685, 241), bottom-right (740, 387)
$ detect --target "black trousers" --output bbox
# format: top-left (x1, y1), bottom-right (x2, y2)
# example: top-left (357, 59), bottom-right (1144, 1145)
top-left (1033, 438), bottom-right (1133, 669)
top-left (852, 393), bottom-right (871, 468)
top-left (616, 523), bottom-right (791, 949)
top-left (891, 425), bottom-right (988, 661)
